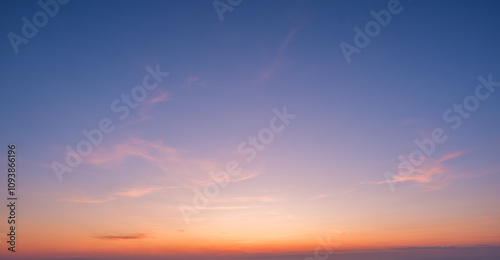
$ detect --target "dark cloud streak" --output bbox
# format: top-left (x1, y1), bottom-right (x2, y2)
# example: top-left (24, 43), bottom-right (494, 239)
top-left (95, 233), bottom-right (147, 240)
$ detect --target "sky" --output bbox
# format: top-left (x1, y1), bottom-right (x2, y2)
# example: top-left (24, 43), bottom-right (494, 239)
top-left (1, 0), bottom-right (500, 259)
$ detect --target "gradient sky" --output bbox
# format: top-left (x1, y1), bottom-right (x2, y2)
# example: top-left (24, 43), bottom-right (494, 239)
top-left (1, 0), bottom-right (500, 259)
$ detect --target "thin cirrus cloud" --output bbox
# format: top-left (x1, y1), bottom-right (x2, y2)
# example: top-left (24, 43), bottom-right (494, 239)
top-left (113, 186), bottom-right (168, 198)
top-left (86, 137), bottom-right (260, 189)
top-left (196, 169), bottom-right (263, 187)
top-left (392, 151), bottom-right (464, 191)
top-left (436, 150), bottom-right (464, 163)
top-left (257, 27), bottom-right (299, 83)
top-left (147, 88), bottom-right (169, 105)
top-left (309, 188), bottom-right (356, 201)
top-left (367, 150), bottom-right (471, 191)
top-left (57, 196), bottom-right (115, 204)
top-left (201, 206), bottom-right (261, 210)
top-left (95, 233), bottom-right (147, 240)
top-left (309, 193), bottom-right (335, 201)
top-left (184, 76), bottom-right (208, 88)
top-left (57, 186), bottom-right (175, 204)
top-left (214, 196), bottom-right (282, 203)
top-left (117, 89), bottom-right (170, 128)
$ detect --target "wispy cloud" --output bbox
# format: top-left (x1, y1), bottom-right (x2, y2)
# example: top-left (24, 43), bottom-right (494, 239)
top-left (117, 89), bottom-right (170, 128)
top-left (202, 206), bottom-right (260, 210)
top-left (214, 196), bottom-right (282, 203)
top-left (147, 89), bottom-right (169, 104)
top-left (257, 27), bottom-right (299, 82)
top-left (365, 150), bottom-right (471, 191)
top-left (58, 196), bottom-right (114, 204)
top-left (309, 188), bottom-right (356, 200)
top-left (309, 193), bottom-right (335, 201)
top-left (184, 76), bottom-right (208, 88)
top-left (86, 137), bottom-right (260, 189)
top-left (57, 185), bottom-right (177, 204)
top-left (436, 150), bottom-right (464, 163)
top-left (95, 233), bottom-right (147, 240)
top-left (113, 186), bottom-right (166, 198)
top-left (392, 151), bottom-right (463, 188)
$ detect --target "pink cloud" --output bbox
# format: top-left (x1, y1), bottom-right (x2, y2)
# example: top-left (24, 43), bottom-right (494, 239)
top-left (58, 196), bottom-right (114, 204)
top-left (148, 89), bottom-right (169, 104)
top-left (309, 188), bottom-right (356, 200)
top-left (202, 206), bottom-right (260, 210)
top-left (113, 187), bottom-right (165, 198)
top-left (436, 150), bottom-right (464, 163)
top-left (366, 150), bottom-right (474, 191)
top-left (86, 137), bottom-right (259, 189)
top-left (214, 196), bottom-right (282, 203)
top-left (115, 89), bottom-right (170, 129)
top-left (309, 193), bottom-right (335, 201)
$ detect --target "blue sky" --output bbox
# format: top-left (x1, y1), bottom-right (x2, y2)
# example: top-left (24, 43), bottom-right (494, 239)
top-left (1, 0), bottom-right (500, 259)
